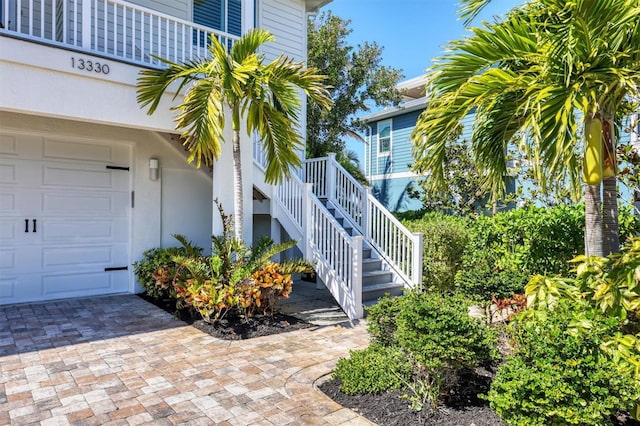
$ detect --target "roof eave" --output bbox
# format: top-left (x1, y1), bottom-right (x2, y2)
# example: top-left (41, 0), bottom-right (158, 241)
top-left (361, 99), bottom-right (428, 124)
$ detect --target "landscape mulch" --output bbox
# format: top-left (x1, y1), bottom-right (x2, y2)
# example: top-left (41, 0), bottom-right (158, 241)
top-left (138, 294), bottom-right (311, 340)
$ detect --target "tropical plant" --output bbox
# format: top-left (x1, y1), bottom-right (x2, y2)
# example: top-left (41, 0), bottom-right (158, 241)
top-left (401, 212), bottom-right (471, 291)
top-left (172, 201), bottom-right (313, 322)
top-left (522, 236), bottom-right (640, 419)
top-left (337, 292), bottom-right (498, 411)
top-left (137, 29), bottom-right (332, 240)
top-left (132, 234), bottom-right (202, 299)
top-left (488, 300), bottom-right (640, 425)
top-left (412, 0), bottom-right (640, 256)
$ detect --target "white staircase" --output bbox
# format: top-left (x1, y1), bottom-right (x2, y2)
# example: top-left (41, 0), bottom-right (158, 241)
top-left (254, 150), bottom-right (423, 320)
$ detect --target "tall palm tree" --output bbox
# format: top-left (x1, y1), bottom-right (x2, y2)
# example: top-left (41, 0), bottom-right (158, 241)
top-left (137, 29), bottom-right (332, 240)
top-left (412, 0), bottom-right (640, 256)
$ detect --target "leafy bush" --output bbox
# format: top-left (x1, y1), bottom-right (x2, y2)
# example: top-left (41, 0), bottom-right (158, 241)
top-left (365, 294), bottom-right (406, 347)
top-left (334, 344), bottom-right (413, 395)
top-left (488, 301), bottom-right (640, 425)
top-left (402, 212), bottom-right (470, 291)
top-left (454, 247), bottom-right (530, 300)
top-left (132, 234), bottom-right (202, 299)
top-left (172, 202), bottom-right (312, 322)
top-left (394, 292), bottom-right (499, 408)
top-left (345, 292), bottom-right (498, 410)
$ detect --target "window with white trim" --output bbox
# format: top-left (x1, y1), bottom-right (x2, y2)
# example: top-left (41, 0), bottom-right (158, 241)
top-left (378, 120), bottom-right (392, 156)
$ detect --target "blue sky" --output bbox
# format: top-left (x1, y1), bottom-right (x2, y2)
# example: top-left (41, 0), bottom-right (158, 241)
top-left (318, 0), bottom-right (524, 159)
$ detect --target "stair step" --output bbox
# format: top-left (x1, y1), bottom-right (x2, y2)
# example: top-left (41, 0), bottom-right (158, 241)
top-left (362, 259), bottom-right (382, 272)
top-left (363, 270), bottom-right (394, 285)
top-left (362, 282), bottom-right (405, 301)
top-left (362, 247), bottom-right (372, 259)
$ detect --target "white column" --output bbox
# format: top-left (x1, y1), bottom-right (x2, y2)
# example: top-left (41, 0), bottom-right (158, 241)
top-left (412, 232), bottom-right (424, 289)
top-left (82, 0), bottom-right (92, 49)
top-left (351, 235), bottom-right (364, 319)
top-left (326, 153), bottom-right (337, 204)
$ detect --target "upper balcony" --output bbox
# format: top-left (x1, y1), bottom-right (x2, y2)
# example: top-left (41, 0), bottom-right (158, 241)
top-left (0, 0), bottom-right (244, 131)
top-left (0, 0), bottom-right (241, 68)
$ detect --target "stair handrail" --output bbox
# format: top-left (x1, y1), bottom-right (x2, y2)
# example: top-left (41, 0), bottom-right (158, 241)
top-left (304, 153), bottom-right (423, 289)
top-left (367, 193), bottom-right (423, 288)
top-left (272, 168), bottom-right (364, 319)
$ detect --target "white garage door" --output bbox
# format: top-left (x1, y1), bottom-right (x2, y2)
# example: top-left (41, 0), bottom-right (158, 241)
top-left (0, 132), bottom-right (131, 305)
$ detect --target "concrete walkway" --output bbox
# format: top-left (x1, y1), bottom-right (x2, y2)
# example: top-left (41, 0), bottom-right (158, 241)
top-left (0, 283), bottom-right (372, 425)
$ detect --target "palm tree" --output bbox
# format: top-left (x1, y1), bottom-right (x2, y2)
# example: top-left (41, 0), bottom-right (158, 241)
top-left (137, 29), bottom-right (332, 240)
top-left (412, 0), bottom-right (640, 256)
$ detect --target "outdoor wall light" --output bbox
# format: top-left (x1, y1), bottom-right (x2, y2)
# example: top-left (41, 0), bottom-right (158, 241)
top-left (149, 158), bottom-right (159, 181)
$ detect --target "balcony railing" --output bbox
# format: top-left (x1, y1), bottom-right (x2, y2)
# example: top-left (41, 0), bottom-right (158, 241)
top-left (0, 0), bottom-right (240, 67)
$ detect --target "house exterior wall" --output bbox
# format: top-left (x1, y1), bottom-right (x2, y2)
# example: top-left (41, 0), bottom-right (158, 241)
top-left (0, 0), bottom-right (316, 302)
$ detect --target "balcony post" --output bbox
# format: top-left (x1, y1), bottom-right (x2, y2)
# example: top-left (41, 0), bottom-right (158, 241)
top-left (362, 186), bottom-right (371, 240)
top-left (326, 153), bottom-right (337, 205)
top-left (412, 232), bottom-right (424, 289)
top-left (82, 0), bottom-right (91, 49)
top-left (351, 235), bottom-right (364, 319)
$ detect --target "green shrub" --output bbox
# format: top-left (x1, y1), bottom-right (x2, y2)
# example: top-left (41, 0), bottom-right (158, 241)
top-left (132, 234), bottom-right (202, 299)
top-left (334, 344), bottom-right (413, 395)
top-left (454, 248), bottom-right (530, 300)
top-left (395, 292), bottom-right (499, 383)
top-left (341, 292), bottom-right (499, 410)
top-left (365, 294), bottom-right (405, 347)
top-left (402, 212), bottom-right (470, 291)
top-left (455, 205), bottom-right (584, 300)
top-left (488, 301), bottom-right (640, 426)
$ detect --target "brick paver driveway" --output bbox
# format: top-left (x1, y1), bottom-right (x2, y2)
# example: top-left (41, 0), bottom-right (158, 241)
top-left (0, 295), bottom-right (371, 425)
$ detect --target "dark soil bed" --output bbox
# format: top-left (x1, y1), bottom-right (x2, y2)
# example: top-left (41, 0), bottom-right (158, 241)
top-left (319, 368), bottom-right (505, 426)
top-left (318, 368), bottom-right (640, 426)
top-left (137, 294), bottom-right (312, 340)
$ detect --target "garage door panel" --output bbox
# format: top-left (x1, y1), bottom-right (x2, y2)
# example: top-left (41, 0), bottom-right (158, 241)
top-left (44, 164), bottom-right (118, 189)
top-left (1, 158), bottom-right (42, 187)
top-left (0, 162), bottom-right (17, 184)
top-left (42, 191), bottom-right (129, 216)
top-left (0, 134), bottom-right (43, 159)
top-left (0, 278), bottom-right (17, 298)
top-left (43, 270), bottom-right (126, 297)
top-left (42, 244), bottom-right (128, 269)
top-left (0, 220), bottom-right (18, 242)
top-left (44, 140), bottom-right (114, 163)
top-left (42, 218), bottom-right (128, 242)
top-left (0, 249), bottom-right (16, 271)
top-left (0, 192), bottom-right (16, 212)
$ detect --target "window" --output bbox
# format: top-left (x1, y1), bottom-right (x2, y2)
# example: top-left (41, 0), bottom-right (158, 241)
top-left (194, 0), bottom-right (242, 37)
top-left (378, 120), bottom-right (391, 156)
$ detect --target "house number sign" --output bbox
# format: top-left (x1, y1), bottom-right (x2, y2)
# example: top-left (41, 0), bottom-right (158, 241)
top-left (70, 57), bottom-right (110, 75)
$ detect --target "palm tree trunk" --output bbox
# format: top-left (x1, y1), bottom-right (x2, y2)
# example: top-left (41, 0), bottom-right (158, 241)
top-left (602, 176), bottom-right (620, 254)
top-left (602, 113), bottom-right (620, 254)
top-left (232, 128), bottom-right (244, 241)
top-left (584, 183), bottom-right (603, 257)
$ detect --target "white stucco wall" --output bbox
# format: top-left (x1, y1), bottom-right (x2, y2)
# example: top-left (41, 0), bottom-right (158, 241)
top-left (0, 111), bottom-right (213, 292)
top-left (0, 38), bottom-right (179, 133)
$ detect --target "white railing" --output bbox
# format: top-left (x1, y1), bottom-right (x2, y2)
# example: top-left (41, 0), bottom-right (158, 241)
top-left (305, 157), bottom-right (327, 198)
top-left (305, 153), bottom-right (423, 288)
top-left (332, 156), bottom-right (366, 232)
top-left (269, 164), bottom-right (363, 319)
top-left (310, 200), bottom-right (363, 319)
top-left (0, 0), bottom-right (239, 67)
top-left (368, 194), bottom-right (423, 287)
